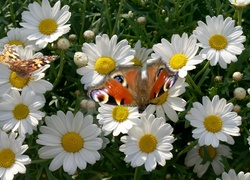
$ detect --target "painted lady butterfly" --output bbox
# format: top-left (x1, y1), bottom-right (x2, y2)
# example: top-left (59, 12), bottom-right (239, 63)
top-left (0, 44), bottom-right (57, 78)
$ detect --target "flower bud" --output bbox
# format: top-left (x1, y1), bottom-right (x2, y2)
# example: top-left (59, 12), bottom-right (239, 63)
top-left (69, 34), bottom-right (77, 41)
top-left (128, 11), bottom-right (134, 18)
top-left (83, 30), bottom-right (95, 41)
top-left (233, 104), bottom-right (241, 113)
top-left (214, 76), bottom-right (222, 82)
top-left (80, 99), bottom-right (88, 109)
top-left (75, 90), bottom-right (81, 96)
top-left (57, 38), bottom-right (70, 50)
top-left (165, 17), bottom-right (169, 23)
top-left (86, 100), bottom-right (96, 109)
top-left (137, 16), bottom-right (147, 25)
top-left (74, 52), bottom-right (88, 67)
top-left (234, 87), bottom-right (246, 100)
top-left (232, 72), bottom-right (243, 81)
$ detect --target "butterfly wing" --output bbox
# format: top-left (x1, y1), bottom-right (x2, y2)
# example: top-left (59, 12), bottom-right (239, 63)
top-left (88, 66), bottom-right (145, 106)
top-left (8, 56), bottom-right (58, 78)
top-left (88, 59), bottom-right (178, 111)
top-left (0, 44), bottom-right (21, 63)
top-left (0, 44), bottom-right (57, 78)
top-left (147, 60), bottom-right (178, 104)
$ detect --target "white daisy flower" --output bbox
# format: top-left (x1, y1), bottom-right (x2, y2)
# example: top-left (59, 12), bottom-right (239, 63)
top-left (185, 95), bottom-right (242, 147)
top-left (229, 0), bottom-right (250, 7)
top-left (0, 46), bottom-right (53, 96)
top-left (19, 0), bottom-right (71, 48)
top-left (193, 15), bottom-right (246, 69)
top-left (97, 103), bottom-right (141, 136)
top-left (0, 87), bottom-right (45, 136)
top-left (131, 40), bottom-right (152, 79)
top-left (76, 34), bottom-right (134, 89)
top-left (0, 28), bottom-right (40, 51)
top-left (119, 114), bottom-right (174, 172)
top-left (185, 144), bottom-right (232, 178)
top-left (0, 130), bottom-right (31, 180)
top-left (131, 40), bottom-right (152, 67)
top-left (144, 77), bottom-right (188, 122)
top-left (151, 33), bottom-right (205, 78)
top-left (216, 169), bottom-right (250, 180)
top-left (36, 111), bottom-right (103, 175)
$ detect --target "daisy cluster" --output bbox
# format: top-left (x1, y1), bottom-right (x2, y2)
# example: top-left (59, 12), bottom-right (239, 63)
top-left (0, 0), bottom-right (250, 179)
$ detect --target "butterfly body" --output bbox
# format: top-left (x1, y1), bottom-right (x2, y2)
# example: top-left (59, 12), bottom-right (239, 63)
top-left (0, 44), bottom-right (57, 78)
top-left (88, 60), bottom-right (178, 111)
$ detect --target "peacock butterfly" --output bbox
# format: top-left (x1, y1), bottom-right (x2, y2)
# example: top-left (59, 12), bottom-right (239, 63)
top-left (88, 59), bottom-right (178, 112)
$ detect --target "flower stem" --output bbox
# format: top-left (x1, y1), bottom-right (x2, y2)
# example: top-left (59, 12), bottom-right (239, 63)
top-left (104, 0), bottom-right (112, 35)
top-left (194, 61), bottom-right (210, 82)
top-left (53, 51), bottom-right (64, 88)
top-left (186, 74), bottom-right (203, 96)
top-left (8, 0), bottom-right (17, 27)
top-left (112, 0), bottom-right (124, 36)
top-left (176, 140), bottom-right (198, 159)
top-left (134, 166), bottom-right (142, 180)
top-left (236, 8), bottom-right (243, 26)
top-left (79, 0), bottom-right (87, 45)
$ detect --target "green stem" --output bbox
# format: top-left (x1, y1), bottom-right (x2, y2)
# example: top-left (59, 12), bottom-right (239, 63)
top-left (176, 140), bottom-right (198, 159)
top-left (186, 74), bottom-right (203, 96)
top-left (79, 0), bottom-right (87, 45)
top-left (53, 51), bottom-right (64, 88)
top-left (133, 166), bottom-right (141, 180)
top-left (236, 8), bottom-right (243, 26)
top-left (194, 61), bottom-right (210, 82)
top-left (227, 97), bottom-right (236, 103)
top-left (111, 0), bottom-right (124, 36)
top-left (8, 0), bottom-right (16, 27)
top-left (104, 0), bottom-right (112, 35)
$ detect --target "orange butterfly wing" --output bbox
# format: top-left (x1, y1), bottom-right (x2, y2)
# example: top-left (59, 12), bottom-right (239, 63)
top-left (0, 44), bottom-right (57, 78)
top-left (88, 59), bottom-right (178, 111)
top-left (89, 66), bottom-right (141, 106)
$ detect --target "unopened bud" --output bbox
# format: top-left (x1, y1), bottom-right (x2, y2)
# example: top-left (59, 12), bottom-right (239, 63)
top-left (234, 87), bottom-right (246, 100)
top-left (69, 34), bottom-right (77, 41)
top-left (232, 72), bottom-right (243, 81)
top-left (233, 104), bottom-right (241, 113)
top-left (214, 76), bottom-right (222, 82)
top-left (74, 52), bottom-right (88, 67)
top-left (137, 16), bottom-right (147, 25)
top-left (83, 30), bottom-right (95, 41)
top-left (57, 38), bottom-right (70, 50)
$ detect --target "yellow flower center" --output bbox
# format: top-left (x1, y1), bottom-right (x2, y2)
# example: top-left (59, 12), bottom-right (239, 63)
top-left (130, 58), bottom-right (142, 66)
top-left (169, 54), bottom-right (188, 70)
top-left (9, 72), bottom-right (30, 89)
top-left (209, 34), bottom-right (228, 50)
top-left (61, 132), bottom-right (84, 153)
top-left (204, 115), bottom-right (222, 133)
top-left (8, 40), bottom-right (25, 47)
top-left (150, 91), bottom-right (168, 105)
top-left (138, 134), bottom-right (158, 153)
top-left (13, 103), bottom-right (30, 120)
top-left (199, 145), bottom-right (216, 160)
top-left (94, 57), bottom-right (116, 75)
top-left (0, 148), bottom-right (15, 168)
top-left (112, 106), bottom-right (129, 122)
top-left (38, 18), bottom-right (58, 35)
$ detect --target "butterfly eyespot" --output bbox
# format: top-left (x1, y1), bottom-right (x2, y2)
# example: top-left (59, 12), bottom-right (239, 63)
top-left (89, 89), bottom-right (109, 104)
top-left (163, 74), bottom-right (178, 91)
top-left (111, 74), bottom-right (127, 87)
top-left (155, 65), bottom-right (165, 79)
